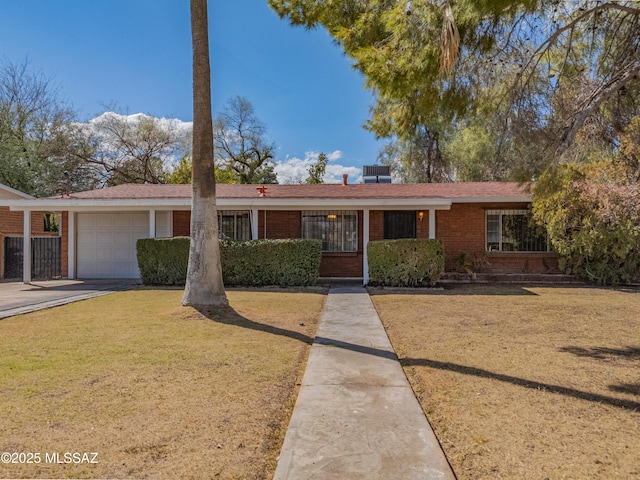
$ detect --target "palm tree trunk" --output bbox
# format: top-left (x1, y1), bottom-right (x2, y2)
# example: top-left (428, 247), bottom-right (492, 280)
top-left (182, 0), bottom-right (227, 307)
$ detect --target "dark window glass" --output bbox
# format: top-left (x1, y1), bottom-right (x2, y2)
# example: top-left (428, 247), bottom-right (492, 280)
top-left (384, 211), bottom-right (416, 239)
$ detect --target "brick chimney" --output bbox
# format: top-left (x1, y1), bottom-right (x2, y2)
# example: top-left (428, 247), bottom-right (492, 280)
top-left (342, 174), bottom-right (348, 185)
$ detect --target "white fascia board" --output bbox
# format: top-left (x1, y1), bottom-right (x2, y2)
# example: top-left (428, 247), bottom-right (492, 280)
top-left (7, 198), bottom-right (192, 212)
top-left (221, 198), bottom-right (453, 210)
top-left (7, 197), bottom-right (454, 211)
top-left (452, 196), bottom-right (532, 204)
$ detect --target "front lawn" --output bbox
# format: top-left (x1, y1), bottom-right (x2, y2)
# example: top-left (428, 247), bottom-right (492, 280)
top-left (0, 287), bottom-right (326, 480)
top-left (371, 285), bottom-right (640, 479)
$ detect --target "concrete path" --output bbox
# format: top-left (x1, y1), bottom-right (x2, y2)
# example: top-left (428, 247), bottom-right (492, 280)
top-left (0, 279), bottom-right (140, 319)
top-left (274, 286), bottom-right (455, 480)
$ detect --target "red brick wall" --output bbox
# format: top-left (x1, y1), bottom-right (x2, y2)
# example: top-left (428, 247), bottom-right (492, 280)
top-left (0, 207), bottom-right (54, 237)
top-left (369, 211), bottom-right (384, 241)
top-left (436, 203), bottom-right (559, 274)
top-left (255, 210), bottom-right (364, 278)
top-left (121, 206), bottom-right (559, 279)
top-left (369, 210), bottom-right (430, 240)
top-left (417, 211), bottom-right (430, 238)
top-left (260, 210), bottom-right (301, 239)
top-left (485, 253), bottom-right (559, 274)
top-left (437, 203), bottom-right (488, 258)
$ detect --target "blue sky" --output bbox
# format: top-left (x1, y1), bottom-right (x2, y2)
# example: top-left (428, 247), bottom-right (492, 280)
top-left (0, 0), bottom-right (383, 183)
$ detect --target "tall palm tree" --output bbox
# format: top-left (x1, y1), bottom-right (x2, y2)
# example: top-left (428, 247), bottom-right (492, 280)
top-left (182, 0), bottom-right (228, 307)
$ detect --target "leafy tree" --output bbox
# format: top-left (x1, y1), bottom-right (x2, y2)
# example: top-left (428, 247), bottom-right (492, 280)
top-left (305, 152), bottom-right (327, 184)
top-left (618, 115), bottom-right (640, 181)
top-left (166, 153), bottom-right (238, 184)
top-left (165, 154), bottom-right (193, 184)
top-left (445, 123), bottom-right (500, 182)
top-left (73, 111), bottom-right (189, 186)
top-left (270, 0), bottom-right (523, 139)
top-left (0, 58), bottom-right (96, 196)
top-left (378, 125), bottom-right (452, 183)
top-left (214, 96), bottom-right (278, 184)
top-left (271, 1), bottom-right (640, 179)
top-left (182, 0), bottom-right (227, 307)
top-left (532, 160), bottom-right (640, 285)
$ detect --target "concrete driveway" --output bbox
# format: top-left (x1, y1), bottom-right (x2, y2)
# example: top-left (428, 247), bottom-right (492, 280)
top-left (0, 279), bottom-right (141, 319)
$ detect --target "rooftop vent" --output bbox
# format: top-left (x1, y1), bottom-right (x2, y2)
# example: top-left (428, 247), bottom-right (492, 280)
top-left (363, 165), bottom-right (392, 184)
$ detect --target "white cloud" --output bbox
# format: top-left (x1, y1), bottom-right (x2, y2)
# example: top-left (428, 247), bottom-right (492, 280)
top-left (79, 112), bottom-right (192, 165)
top-left (274, 150), bottom-right (362, 184)
top-left (88, 112), bottom-right (193, 134)
top-left (326, 150), bottom-right (343, 161)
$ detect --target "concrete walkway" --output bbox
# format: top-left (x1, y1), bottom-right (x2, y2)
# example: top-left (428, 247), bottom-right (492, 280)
top-left (274, 286), bottom-right (455, 479)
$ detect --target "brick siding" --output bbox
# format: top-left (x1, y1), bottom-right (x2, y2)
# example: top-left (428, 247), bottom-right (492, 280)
top-left (47, 205), bottom-right (559, 280)
top-left (436, 203), bottom-right (558, 274)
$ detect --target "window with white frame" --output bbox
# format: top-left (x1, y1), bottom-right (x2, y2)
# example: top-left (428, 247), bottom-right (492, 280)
top-left (218, 211), bottom-right (250, 240)
top-left (302, 210), bottom-right (358, 252)
top-left (486, 210), bottom-right (549, 252)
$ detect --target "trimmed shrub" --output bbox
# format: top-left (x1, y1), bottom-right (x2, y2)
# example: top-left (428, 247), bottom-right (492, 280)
top-left (136, 237), bottom-right (322, 287)
top-left (368, 239), bottom-right (445, 287)
top-left (220, 239), bottom-right (321, 287)
top-left (137, 237), bottom-right (190, 285)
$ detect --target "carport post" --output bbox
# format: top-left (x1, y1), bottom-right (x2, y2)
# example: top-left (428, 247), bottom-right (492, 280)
top-left (429, 208), bottom-right (436, 239)
top-left (23, 210), bottom-right (31, 284)
top-left (68, 212), bottom-right (76, 279)
top-left (363, 208), bottom-right (369, 285)
top-left (250, 209), bottom-right (259, 240)
top-left (149, 209), bottom-right (156, 238)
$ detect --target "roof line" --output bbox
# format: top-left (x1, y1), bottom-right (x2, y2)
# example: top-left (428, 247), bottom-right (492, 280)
top-left (0, 183), bottom-right (34, 199)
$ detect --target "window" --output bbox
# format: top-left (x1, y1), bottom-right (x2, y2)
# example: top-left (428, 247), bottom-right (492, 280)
top-left (218, 211), bottom-right (250, 240)
top-left (302, 210), bottom-right (357, 252)
top-left (43, 213), bottom-right (59, 233)
top-left (384, 211), bottom-right (416, 239)
top-left (486, 210), bottom-right (549, 252)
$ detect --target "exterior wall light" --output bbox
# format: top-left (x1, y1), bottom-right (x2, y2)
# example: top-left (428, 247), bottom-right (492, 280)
top-left (418, 211), bottom-right (424, 222)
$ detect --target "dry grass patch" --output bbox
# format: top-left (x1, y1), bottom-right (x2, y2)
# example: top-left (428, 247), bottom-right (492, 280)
top-left (371, 285), bottom-right (640, 479)
top-left (0, 287), bottom-right (326, 479)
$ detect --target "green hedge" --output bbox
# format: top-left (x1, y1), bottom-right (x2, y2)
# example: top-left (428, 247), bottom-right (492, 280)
top-left (367, 239), bottom-right (445, 287)
top-left (137, 237), bottom-right (190, 286)
top-left (136, 237), bottom-right (322, 287)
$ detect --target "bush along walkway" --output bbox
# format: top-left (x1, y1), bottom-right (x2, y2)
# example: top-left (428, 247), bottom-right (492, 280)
top-left (273, 286), bottom-right (455, 480)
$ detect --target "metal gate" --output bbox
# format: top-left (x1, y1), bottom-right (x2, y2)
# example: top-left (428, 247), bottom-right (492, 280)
top-left (3, 237), bottom-right (62, 280)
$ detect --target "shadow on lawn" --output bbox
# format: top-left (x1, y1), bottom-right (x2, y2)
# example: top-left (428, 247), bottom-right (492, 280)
top-left (610, 383), bottom-right (640, 397)
top-left (559, 345), bottom-right (640, 361)
top-left (195, 306), bottom-right (400, 361)
top-left (401, 357), bottom-right (640, 411)
top-left (195, 305), bottom-right (314, 345)
top-left (368, 284), bottom-right (539, 296)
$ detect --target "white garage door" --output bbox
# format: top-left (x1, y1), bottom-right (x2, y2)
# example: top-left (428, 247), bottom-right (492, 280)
top-left (77, 213), bottom-right (149, 278)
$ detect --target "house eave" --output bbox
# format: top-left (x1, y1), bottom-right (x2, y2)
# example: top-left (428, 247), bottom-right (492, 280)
top-left (7, 197), bottom-right (455, 211)
top-left (453, 196), bottom-right (532, 204)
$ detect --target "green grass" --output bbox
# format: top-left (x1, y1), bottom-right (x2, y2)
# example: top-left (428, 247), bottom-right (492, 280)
top-left (371, 285), bottom-right (640, 480)
top-left (0, 287), bottom-right (326, 480)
